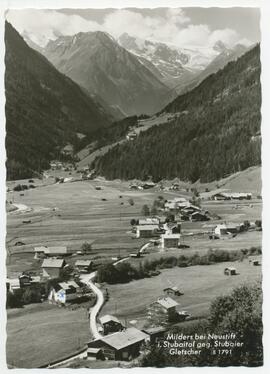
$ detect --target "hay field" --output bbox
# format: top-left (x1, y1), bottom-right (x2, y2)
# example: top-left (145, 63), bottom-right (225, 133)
top-left (101, 257), bottom-right (262, 327)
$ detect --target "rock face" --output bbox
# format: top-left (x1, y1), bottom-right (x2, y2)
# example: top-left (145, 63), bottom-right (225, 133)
top-left (43, 31), bottom-right (170, 116)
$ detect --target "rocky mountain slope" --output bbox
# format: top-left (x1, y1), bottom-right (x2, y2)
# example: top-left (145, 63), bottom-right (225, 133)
top-left (118, 33), bottom-right (249, 95)
top-left (42, 31), bottom-right (170, 116)
top-left (5, 22), bottom-right (111, 180)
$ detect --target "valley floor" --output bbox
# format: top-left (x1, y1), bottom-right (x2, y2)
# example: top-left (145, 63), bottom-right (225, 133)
top-left (5, 169), bottom-right (262, 368)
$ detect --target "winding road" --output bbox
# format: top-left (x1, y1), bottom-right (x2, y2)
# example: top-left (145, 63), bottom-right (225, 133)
top-left (80, 271), bottom-right (104, 339)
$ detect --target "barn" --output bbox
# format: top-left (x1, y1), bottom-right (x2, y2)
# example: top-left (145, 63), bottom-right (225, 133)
top-left (87, 328), bottom-right (148, 360)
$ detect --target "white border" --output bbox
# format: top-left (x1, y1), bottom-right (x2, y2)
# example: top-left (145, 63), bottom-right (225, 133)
top-left (0, 1), bottom-right (269, 374)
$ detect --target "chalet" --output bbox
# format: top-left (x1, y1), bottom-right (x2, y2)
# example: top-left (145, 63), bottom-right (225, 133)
top-left (214, 224), bottom-right (228, 237)
top-left (224, 267), bottom-right (237, 276)
top-left (87, 327), bottom-right (148, 361)
top-left (226, 224), bottom-right (239, 234)
top-left (163, 286), bottom-right (182, 296)
top-left (148, 297), bottom-right (179, 323)
top-left (190, 211), bottom-right (209, 222)
top-left (126, 132), bottom-right (137, 141)
top-left (99, 315), bottom-right (124, 335)
top-left (141, 182), bottom-right (155, 189)
top-left (41, 258), bottom-right (65, 279)
top-left (142, 326), bottom-right (167, 344)
top-left (34, 246), bottom-right (71, 259)
top-left (75, 260), bottom-right (93, 273)
top-left (249, 258), bottom-right (260, 266)
top-left (161, 233), bottom-right (180, 249)
top-left (211, 192), bottom-right (252, 201)
top-left (48, 280), bottom-right (82, 305)
top-left (136, 225), bottom-right (159, 238)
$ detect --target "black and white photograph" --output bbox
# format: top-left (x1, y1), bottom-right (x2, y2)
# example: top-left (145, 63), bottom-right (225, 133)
top-left (2, 0), bottom-right (268, 370)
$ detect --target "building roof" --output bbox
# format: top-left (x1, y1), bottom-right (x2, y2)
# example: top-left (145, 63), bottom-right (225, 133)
top-left (99, 327), bottom-right (148, 350)
top-left (143, 326), bottom-right (166, 335)
top-left (34, 246), bottom-right (48, 253)
top-left (164, 286), bottom-right (180, 292)
top-left (87, 348), bottom-right (102, 354)
top-left (100, 314), bottom-right (121, 325)
top-left (58, 280), bottom-right (80, 290)
top-left (138, 218), bottom-right (159, 225)
top-left (136, 225), bottom-right (159, 231)
top-left (162, 233), bottom-right (180, 239)
top-left (155, 297), bottom-right (179, 309)
top-left (75, 260), bottom-right (93, 267)
top-left (41, 258), bottom-right (65, 268)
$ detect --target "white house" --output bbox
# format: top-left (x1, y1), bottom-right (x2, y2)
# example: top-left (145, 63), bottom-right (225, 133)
top-left (161, 233), bottom-right (181, 249)
top-left (48, 280), bottom-right (81, 305)
top-left (214, 224), bottom-right (228, 237)
top-left (136, 225), bottom-right (159, 238)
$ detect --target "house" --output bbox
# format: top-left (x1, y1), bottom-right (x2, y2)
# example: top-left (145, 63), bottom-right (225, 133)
top-left (224, 267), bottom-right (237, 276)
top-left (163, 286), bottom-right (182, 296)
top-left (34, 246), bottom-right (71, 259)
top-left (249, 259), bottom-right (260, 266)
top-left (161, 233), bottom-right (180, 249)
top-left (87, 327), bottom-right (148, 361)
top-left (141, 182), bottom-right (155, 189)
top-left (99, 315), bottom-right (124, 335)
top-left (41, 258), bottom-right (65, 278)
top-left (126, 132), bottom-right (137, 141)
top-left (190, 211), bottom-right (209, 222)
top-left (148, 297), bottom-right (179, 323)
top-left (135, 225), bottom-right (159, 238)
top-left (214, 224), bottom-right (228, 237)
top-left (48, 280), bottom-right (82, 304)
top-left (226, 224), bottom-right (239, 234)
top-left (142, 326), bottom-right (167, 344)
top-left (211, 192), bottom-right (252, 201)
top-left (75, 260), bottom-right (93, 273)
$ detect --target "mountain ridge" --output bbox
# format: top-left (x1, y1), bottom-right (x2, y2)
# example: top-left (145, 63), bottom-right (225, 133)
top-left (5, 22), bottom-right (111, 180)
top-left (42, 30), bottom-right (171, 116)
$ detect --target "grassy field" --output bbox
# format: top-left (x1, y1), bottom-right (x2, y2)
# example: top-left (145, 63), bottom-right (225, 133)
top-left (101, 257), bottom-right (262, 329)
top-left (6, 302), bottom-right (90, 368)
top-left (6, 175), bottom-right (261, 277)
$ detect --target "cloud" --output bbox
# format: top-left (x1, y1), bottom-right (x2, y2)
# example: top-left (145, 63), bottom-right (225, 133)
top-left (6, 8), bottom-right (251, 49)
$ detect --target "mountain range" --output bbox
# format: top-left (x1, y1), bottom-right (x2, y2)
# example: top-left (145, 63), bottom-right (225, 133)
top-left (5, 22), bottom-right (111, 180)
top-left (118, 33), bottom-right (250, 96)
top-left (42, 31), bottom-right (171, 116)
top-left (93, 45), bottom-right (261, 182)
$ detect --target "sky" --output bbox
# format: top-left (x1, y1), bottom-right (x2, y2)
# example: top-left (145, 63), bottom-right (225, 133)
top-left (6, 7), bottom-right (260, 49)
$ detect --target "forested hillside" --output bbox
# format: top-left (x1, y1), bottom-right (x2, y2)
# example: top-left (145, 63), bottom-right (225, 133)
top-left (94, 45), bottom-right (261, 183)
top-left (5, 22), bottom-right (111, 180)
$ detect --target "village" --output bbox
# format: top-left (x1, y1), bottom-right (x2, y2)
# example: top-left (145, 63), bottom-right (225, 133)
top-left (5, 164), bottom-right (262, 368)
